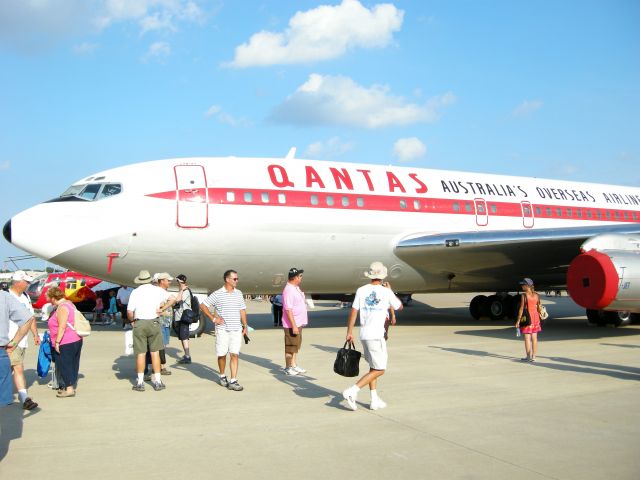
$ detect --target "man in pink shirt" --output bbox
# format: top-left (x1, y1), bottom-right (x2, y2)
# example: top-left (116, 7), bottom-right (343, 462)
top-left (282, 268), bottom-right (308, 376)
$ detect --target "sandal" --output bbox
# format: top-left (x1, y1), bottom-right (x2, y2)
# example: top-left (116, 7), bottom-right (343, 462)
top-left (22, 397), bottom-right (38, 410)
top-left (56, 390), bottom-right (76, 398)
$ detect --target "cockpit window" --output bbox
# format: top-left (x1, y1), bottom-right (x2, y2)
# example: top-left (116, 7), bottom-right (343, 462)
top-left (50, 183), bottom-right (123, 203)
top-left (99, 184), bottom-right (122, 198)
top-left (78, 184), bottom-right (102, 201)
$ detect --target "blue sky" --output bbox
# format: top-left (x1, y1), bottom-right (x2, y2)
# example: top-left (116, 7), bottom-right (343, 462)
top-left (1, 0), bottom-right (639, 269)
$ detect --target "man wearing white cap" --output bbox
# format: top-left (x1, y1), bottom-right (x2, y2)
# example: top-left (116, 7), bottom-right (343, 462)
top-left (127, 270), bottom-right (177, 392)
top-left (8, 271), bottom-right (39, 410)
top-left (342, 262), bottom-right (403, 411)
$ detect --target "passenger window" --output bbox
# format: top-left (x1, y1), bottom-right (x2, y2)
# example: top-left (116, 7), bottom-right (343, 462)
top-left (577, 209), bottom-right (583, 218)
top-left (477, 203), bottom-right (485, 214)
top-left (633, 213), bottom-right (638, 220)
top-left (556, 208), bottom-right (562, 216)
top-left (413, 200), bottom-right (420, 210)
top-left (310, 194), bottom-right (319, 206)
top-left (614, 211), bottom-right (620, 219)
top-left (546, 207), bottom-right (552, 216)
top-left (226, 192), bottom-right (235, 202)
top-left (587, 210), bottom-right (592, 218)
top-left (79, 184), bottom-right (101, 201)
top-left (341, 196), bottom-right (349, 207)
top-left (566, 208), bottom-right (572, 217)
top-left (596, 211), bottom-right (602, 219)
top-left (453, 202), bottom-right (460, 212)
top-left (465, 203), bottom-right (472, 212)
top-left (623, 211), bottom-right (628, 220)
top-left (535, 207), bottom-right (541, 215)
top-left (490, 204), bottom-right (497, 214)
top-left (278, 193), bottom-right (286, 204)
top-left (357, 197), bottom-right (364, 208)
top-left (261, 192), bottom-right (269, 203)
top-left (326, 196), bottom-right (334, 206)
top-left (399, 200), bottom-right (407, 209)
top-left (606, 211), bottom-right (611, 219)
top-left (244, 192), bottom-right (253, 203)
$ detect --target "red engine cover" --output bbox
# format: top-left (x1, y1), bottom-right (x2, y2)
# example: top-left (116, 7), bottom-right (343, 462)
top-left (567, 250), bottom-right (619, 310)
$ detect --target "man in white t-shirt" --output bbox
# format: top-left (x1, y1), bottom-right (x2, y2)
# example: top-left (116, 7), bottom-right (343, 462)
top-left (342, 262), bottom-right (402, 411)
top-left (8, 271), bottom-right (39, 410)
top-left (127, 270), bottom-right (176, 392)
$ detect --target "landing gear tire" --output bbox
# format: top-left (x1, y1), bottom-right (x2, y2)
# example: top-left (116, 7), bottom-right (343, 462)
top-left (469, 295), bottom-right (487, 320)
top-left (603, 310), bottom-right (632, 327)
top-left (486, 295), bottom-right (507, 320)
top-left (586, 309), bottom-right (606, 327)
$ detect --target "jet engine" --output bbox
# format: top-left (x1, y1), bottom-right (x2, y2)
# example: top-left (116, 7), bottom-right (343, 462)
top-left (567, 234), bottom-right (640, 314)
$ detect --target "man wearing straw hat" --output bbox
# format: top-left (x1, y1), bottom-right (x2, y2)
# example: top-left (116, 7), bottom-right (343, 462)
top-left (127, 270), bottom-right (176, 392)
top-left (342, 262), bottom-right (403, 411)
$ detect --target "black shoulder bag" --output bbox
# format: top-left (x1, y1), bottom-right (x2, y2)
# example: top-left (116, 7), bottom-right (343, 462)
top-left (519, 294), bottom-right (532, 328)
top-left (333, 341), bottom-right (362, 377)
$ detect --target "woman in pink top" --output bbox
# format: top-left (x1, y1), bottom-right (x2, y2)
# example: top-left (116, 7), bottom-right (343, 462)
top-left (515, 278), bottom-right (542, 363)
top-left (46, 286), bottom-right (83, 398)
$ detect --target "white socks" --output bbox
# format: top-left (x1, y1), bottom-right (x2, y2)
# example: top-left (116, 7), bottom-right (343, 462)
top-left (137, 373), bottom-right (144, 384)
top-left (18, 389), bottom-right (28, 403)
top-left (370, 389), bottom-right (379, 402)
top-left (154, 373), bottom-right (162, 383)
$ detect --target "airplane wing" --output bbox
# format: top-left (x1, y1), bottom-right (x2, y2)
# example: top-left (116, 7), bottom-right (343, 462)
top-left (394, 224), bottom-right (640, 291)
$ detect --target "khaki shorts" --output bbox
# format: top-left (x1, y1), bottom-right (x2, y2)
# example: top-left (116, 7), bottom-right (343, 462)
top-left (132, 319), bottom-right (163, 355)
top-left (9, 346), bottom-right (26, 367)
top-left (284, 328), bottom-right (302, 354)
top-left (362, 339), bottom-right (388, 370)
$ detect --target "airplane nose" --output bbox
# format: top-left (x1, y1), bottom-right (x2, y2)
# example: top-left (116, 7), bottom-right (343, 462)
top-left (3, 219), bottom-right (11, 243)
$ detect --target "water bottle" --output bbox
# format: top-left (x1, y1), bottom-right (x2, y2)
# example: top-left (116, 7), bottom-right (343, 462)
top-left (516, 328), bottom-right (521, 337)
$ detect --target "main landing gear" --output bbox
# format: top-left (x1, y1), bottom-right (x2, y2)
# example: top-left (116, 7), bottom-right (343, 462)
top-left (586, 309), bottom-right (640, 327)
top-left (469, 294), bottom-right (518, 321)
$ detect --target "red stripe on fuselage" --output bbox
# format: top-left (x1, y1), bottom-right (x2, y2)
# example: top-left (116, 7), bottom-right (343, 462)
top-left (145, 188), bottom-right (640, 223)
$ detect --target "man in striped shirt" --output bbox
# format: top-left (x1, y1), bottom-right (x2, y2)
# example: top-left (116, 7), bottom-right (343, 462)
top-left (201, 270), bottom-right (248, 391)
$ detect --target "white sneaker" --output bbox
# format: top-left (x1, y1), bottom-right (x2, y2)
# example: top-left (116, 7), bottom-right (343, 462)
top-left (370, 398), bottom-right (387, 410)
top-left (292, 365), bottom-right (306, 374)
top-left (284, 367), bottom-right (299, 376)
top-left (342, 388), bottom-right (358, 411)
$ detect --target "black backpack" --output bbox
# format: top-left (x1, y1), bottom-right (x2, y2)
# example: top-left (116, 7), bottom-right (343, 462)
top-left (180, 289), bottom-right (200, 324)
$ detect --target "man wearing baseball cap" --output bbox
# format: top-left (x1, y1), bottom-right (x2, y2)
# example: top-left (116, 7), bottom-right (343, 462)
top-left (8, 271), bottom-right (39, 410)
top-left (282, 268), bottom-right (308, 376)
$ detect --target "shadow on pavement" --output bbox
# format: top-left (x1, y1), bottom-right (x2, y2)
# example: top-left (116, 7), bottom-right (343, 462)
top-left (240, 352), bottom-right (349, 410)
top-left (431, 346), bottom-right (640, 381)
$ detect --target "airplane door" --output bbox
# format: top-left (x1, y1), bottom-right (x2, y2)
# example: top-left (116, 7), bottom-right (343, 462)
top-left (175, 165), bottom-right (208, 228)
top-left (521, 201), bottom-right (534, 228)
top-left (474, 198), bottom-right (488, 226)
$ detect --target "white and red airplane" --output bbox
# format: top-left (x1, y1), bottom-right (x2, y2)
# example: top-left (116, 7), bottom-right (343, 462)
top-left (4, 152), bottom-right (640, 325)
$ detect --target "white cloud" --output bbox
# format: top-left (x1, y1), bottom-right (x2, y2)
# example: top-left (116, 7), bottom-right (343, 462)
top-left (303, 137), bottom-right (354, 159)
top-left (0, 160), bottom-right (10, 171)
top-left (226, 0), bottom-right (403, 68)
top-left (204, 104), bottom-right (251, 127)
top-left (72, 42), bottom-right (99, 55)
top-left (512, 99), bottom-right (543, 118)
top-left (271, 74), bottom-right (455, 129)
top-left (393, 137), bottom-right (426, 162)
top-left (0, 0), bottom-right (205, 52)
top-left (144, 41), bottom-right (171, 61)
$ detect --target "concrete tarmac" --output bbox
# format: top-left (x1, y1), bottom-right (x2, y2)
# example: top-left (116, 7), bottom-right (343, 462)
top-left (1, 293), bottom-right (639, 479)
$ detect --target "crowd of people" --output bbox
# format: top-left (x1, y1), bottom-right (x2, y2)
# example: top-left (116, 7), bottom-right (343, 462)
top-left (1, 263), bottom-right (545, 413)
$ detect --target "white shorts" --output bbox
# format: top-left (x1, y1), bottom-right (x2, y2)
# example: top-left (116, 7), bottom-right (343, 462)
top-left (361, 339), bottom-right (388, 370)
top-left (215, 329), bottom-right (242, 356)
